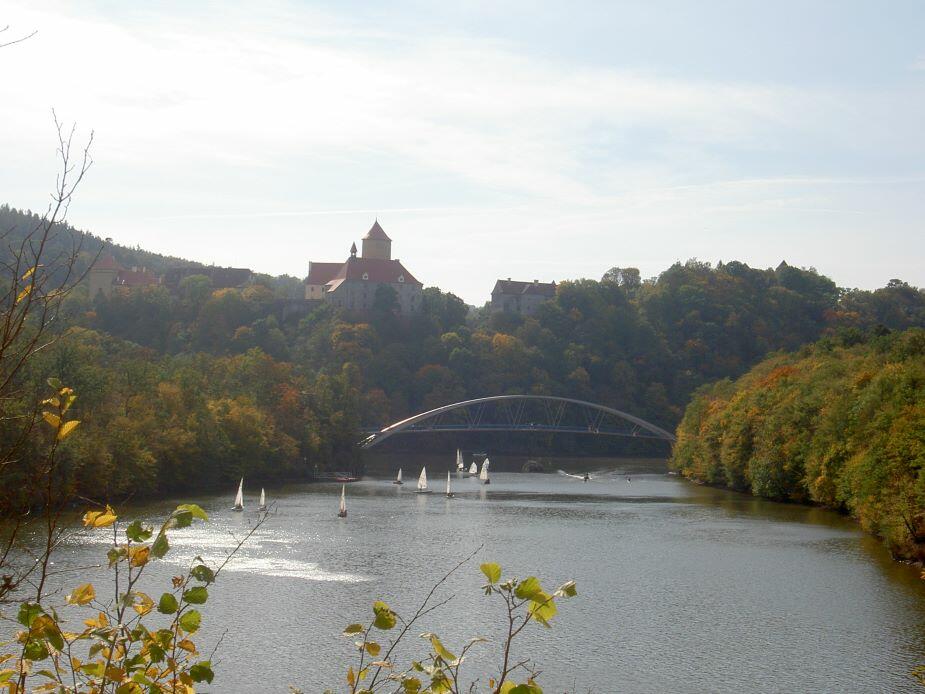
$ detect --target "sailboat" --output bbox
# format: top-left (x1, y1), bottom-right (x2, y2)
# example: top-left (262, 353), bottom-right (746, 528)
top-left (337, 484), bottom-right (347, 518)
top-left (456, 449), bottom-right (465, 473)
top-left (258, 488), bottom-right (267, 511)
top-left (232, 478), bottom-right (244, 511)
top-left (393, 468), bottom-right (403, 485)
top-left (468, 461), bottom-right (478, 476)
top-left (479, 458), bottom-right (490, 485)
top-left (415, 467), bottom-right (432, 494)
top-left (445, 471), bottom-right (455, 498)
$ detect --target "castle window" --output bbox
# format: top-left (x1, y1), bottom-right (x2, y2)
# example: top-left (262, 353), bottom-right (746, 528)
top-left (398, 275), bottom-right (405, 283)
top-left (362, 273), bottom-right (369, 281)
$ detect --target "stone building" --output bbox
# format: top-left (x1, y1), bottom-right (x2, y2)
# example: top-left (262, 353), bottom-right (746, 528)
top-left (87, 255), bottom-right (161, 297)
top-left (88, 254), bottom-right (252, 298)
top-left (304, 221), bottom-right (423, 314)
top-left (490, 278), bottom-right (557, 316)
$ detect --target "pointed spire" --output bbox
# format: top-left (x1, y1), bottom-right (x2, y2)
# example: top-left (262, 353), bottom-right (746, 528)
top-left (350, 242), bottom-right (357, 257)
top-left (363, 220), bottom-right (391, 241)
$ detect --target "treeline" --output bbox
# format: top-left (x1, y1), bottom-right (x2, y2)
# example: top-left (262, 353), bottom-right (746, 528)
top-left (76, 258), bottom-right (925, 434)
top-left (5, 205), bottom-right (925, 501)
top-left (671, 328), bottom-right (925, 561)
top-left (2, 328), bottom-right (362, 503)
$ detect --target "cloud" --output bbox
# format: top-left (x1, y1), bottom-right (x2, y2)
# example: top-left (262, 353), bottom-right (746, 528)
top-left (1, 0), bottom-right (923, 302)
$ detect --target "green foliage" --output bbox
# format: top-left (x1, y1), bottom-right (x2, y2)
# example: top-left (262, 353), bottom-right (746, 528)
top-left (671, 328), bottom-right (925, 561)
top-left (2, 498), bottom-right (239, 692)
top-left (332, 563), bottom-right (576, 693)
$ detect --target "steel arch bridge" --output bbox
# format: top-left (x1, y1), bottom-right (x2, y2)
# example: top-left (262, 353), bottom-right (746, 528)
top-left (360, 395), bottom-right (675, 449)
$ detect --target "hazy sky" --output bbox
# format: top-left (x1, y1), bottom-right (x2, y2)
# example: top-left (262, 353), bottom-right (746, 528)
top-left (2, 1), bottom-right (924, 303)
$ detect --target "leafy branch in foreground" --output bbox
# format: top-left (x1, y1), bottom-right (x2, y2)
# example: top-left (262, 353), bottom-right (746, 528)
top-left (328, 559), bottom-right (577, 694)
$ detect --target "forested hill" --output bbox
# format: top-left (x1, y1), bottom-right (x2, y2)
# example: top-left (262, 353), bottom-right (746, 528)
top-left (670, 328), bottom-right (925, 561)
top-left (5, 203), bottom-right (925, 500)
top-left (78, 252), bottom-right (925, 431)
top-left (1, 203), bottom-right (204, 275)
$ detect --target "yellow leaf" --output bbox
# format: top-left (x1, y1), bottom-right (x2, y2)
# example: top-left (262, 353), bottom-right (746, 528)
top-left (177, 639), bottom-right (196, 653)
top-left (16, 285), bottom-right (32, 304)
top-left (83, 506), bottom-right (117, 528)
top-left (347, 666), bottom-right (356, 687)
top-left (132, 592), bottom-right (154, 616)
top-left (57, 420), bottom-right (80, 440)
top-left (42, 412), bottom-right (60, 429)
top-left (128, 545), bottom-right (150, 568)
top-left (21, 266), bottom-right (35, 281)
top-left (66, 583), bottom-right (96, 606)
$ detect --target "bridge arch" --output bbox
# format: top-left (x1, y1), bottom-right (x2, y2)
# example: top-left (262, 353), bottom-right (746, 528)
top-left (360, 394), bottom-right (675, 448)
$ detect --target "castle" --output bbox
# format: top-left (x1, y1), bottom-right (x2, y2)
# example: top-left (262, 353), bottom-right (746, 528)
top-left (304, 221), bottom-right (423, 315)
top-left (88, 220), bottom-right (559, 317)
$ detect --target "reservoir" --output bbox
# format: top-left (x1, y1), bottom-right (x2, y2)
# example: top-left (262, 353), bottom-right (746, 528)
top-left (8, 460), bottom-right (925, 692)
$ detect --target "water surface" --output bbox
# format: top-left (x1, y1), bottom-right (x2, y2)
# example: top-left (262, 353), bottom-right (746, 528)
top-left (6, 461), bottom-right (925, 692)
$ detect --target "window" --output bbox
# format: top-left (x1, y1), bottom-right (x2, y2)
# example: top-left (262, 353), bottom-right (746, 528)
top-left (362, 273), bottom-right (369, 280)
top-left (398, 275), bottom-right (405, 283)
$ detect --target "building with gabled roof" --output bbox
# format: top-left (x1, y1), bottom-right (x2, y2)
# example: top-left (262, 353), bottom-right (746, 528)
top-left (491, 278), bottom-right (557, 315)
top-left (88, 255), bottom-right (162, 297)
top-left (304, 221), bottom-right (424, 314)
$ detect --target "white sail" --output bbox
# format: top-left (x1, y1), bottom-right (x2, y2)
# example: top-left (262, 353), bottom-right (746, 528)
top-left (418, 467), bottom-right (428, 490)
top-left (339, 485), bottom-right (346, 514)
top-left (446, 472), bottom-right (451, 495)
top-left (259, 488), bottom-right (266, 508)
top-left (479, 459), bottom-right (490, 482)
top-left (234, 478), bottom-right (244, 508)
top-left (397, 468), bottom-right (403, 483)
top-left (456, 449), bottom-right (464, 470)
top-left (468, 461), bottom-right (478, 475)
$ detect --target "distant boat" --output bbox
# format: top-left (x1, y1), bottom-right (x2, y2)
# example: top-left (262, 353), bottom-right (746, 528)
top-left (258, 487), bottom-right (267, 511)
top-left (416, 467), bottom-right (432, 494)
top-left (446, 471), bottom-right (455, 498)
top-left (335, 473), bottom-right (359, 483)
top-left (479, 459), bottom-right (490, 485)
top-left (468, 461), bottom-right (478, 475)
top-left (232, 478), bottom-right (244, 511)
top-left (456, 449), bottom-right (465, 473)
top-left (393, 468), bottom-right (403, 485)
top-left (337, 484), bottom-right (347, 518)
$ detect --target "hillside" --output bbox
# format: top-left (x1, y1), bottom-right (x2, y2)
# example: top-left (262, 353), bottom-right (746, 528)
top-left (3, 204), bottom-right (925, 501)
top-left (671, 328), bottom-right (925, 560)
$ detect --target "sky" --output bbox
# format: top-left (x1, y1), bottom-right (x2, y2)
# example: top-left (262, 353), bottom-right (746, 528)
top-left (1, 0), bottom-right (924, 304)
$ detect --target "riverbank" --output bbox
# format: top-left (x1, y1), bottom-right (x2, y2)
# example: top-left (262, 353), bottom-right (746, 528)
top-left (670, 329), bottom-right (925, 563)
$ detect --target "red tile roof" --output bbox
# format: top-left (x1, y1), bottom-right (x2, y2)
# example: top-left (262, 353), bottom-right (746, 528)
top-left (117, 268), bottom-right (159, 287)
top-left (362, 220), bottom-right (391, 241)
top-left (94, 254), bottom-right (122, 271)
top-left (327, 257), bottom-right (422, 287)
top-left (305, 262), bottom-right (343, 285)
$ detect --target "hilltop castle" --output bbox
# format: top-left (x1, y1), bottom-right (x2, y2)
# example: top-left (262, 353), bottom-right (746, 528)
top-left (304, 221), bottom-right (423, 315)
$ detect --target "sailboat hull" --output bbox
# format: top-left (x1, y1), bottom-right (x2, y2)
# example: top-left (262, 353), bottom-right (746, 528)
top-left (415, 489), bottom-right (432, 494)
top-left (392, 481), bottom-right (403, 485)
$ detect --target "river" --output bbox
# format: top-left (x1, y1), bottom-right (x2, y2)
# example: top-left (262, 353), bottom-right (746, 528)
top-left (5, 459), bottom-right (925, 692)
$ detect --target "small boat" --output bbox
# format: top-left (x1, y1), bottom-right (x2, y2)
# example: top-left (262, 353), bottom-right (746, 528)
top-left (393, 468), bottom-right (404, 485)
top-left (468, 461), bottom-right (478, 476)
top-left (415, 467), bottom-right (432, 494)
top-left (337, 484), bottom-right (347, 518)
top-left (258, 487), bottom-right (267, 511)
top-left (479, 459), bottom-right (490, 485)
top-left (232, 478), bottom-right (244, 511)
top-left (335, 473), bottom-right (359, 483)
top-left (456, 449), bottom-right (465, 473)
top-left (446, 472), bottom-right (455, 498)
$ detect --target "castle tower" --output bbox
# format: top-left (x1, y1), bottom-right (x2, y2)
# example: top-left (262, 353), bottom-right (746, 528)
top-left (88, 254), bottom-right (121, 298)
top-left (361, 220), bottom-right (391, 260)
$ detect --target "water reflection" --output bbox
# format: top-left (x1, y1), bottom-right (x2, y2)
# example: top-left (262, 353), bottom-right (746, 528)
top-left (3, 459), bottom-right (925, 693)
